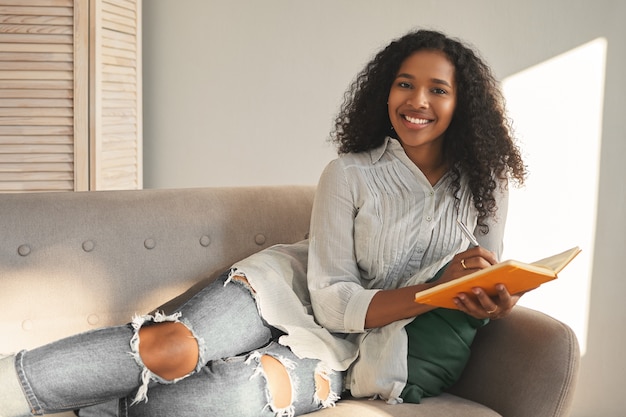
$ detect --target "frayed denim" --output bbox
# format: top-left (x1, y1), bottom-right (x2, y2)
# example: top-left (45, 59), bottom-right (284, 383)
top-left (79, 342), bottom-right (343, 417)
top-left (9, 272), bottom-right (343, 417)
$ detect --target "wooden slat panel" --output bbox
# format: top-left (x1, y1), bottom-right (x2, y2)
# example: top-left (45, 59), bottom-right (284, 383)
top-left (0, 180), bottom-right (74, 192)
top-left (102, 173), bottom-right (138, 187)
top-left (102, 54), bottom-right (135, 67)
top-left (0, 89), bottom-right (72, 99)
top-left (102, 63), bottom-right (134, 75)
top-left (0, 33), bottom-right (73, 43)
top-left (0, 61), bottom-right (73, 70)
top-left (0, 0), bottom-right (102, 193)
top-left (102, 142), bottom-right (136, 152)
top-left (0, 135), bottom-right (73, 144)
top-left (0, 108), bottom-right (73, 117)
top-left (101, 133), bottom-right (135, 145)
top-left (102, 10), bottom-right (135, 29)
top-left (0, 171), bottom-right (73, 180)
top-left (0, 23), bottom-right (72, 34)
top-left (103, 155), bottom-right (137, 168)
top-left (0, 6), bottom-right (73, 17)
top-left (0, 117), bottom-right (73, 125)
top-left (102, 115), bottom-right (136, 125)
top-left (103, 0), bottom-right (136, 11)
top-left (0, 70), bottom-right (73, 80)
top-left (101, 72), bottom-right (135, 84)
top-left (102, 148), bottom-right (136, 160)
top-left (102, 28), bottom-right (136, 51)
top-left (102, 115), bottom-right (137, 124)
top-left (101, 81), bottom-right (136, 92)
top-left (101, 178), bottom-right (138, 190)
top-left (0, 52), bottom-right (73, 61)
top-left (102, 19), bottom-right (134, 36)
top-left (0, 0), bottom-right (73, 7)
top-left (90, 0), bottom-right (141, 191)
top-left (101, 90), bottom-right (134, 100)
top-left (101, 132), bottom-right (134, 142)
top-left (0, 98), bottom-right (73, 107)
top-left (103, 172), bottom-right (137, 182)
top-left (102, 1), bottom-right (135, 19)
top-left (0, 15), bottom-right (73, 25)
top-left (0, 43), bottom-right (72, 52)
top-left (102, 42), bottom-right (137, 59)
top-left (0, 143), bottom-right (73, 153)
top-left (0, 125), bottom-right (72, 135)
top-left (101, 107), bottom-right (136, 117)
top-left (0, 161), bottom-right (73, 171)
top-left (0, 79), bottom-right (72, 89)
top-left (102, 130), bottom-right (136, 139)
top-left (0, 152), bottom-right (72, 163)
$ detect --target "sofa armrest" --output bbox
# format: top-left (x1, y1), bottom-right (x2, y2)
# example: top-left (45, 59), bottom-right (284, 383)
top-left (447, 306), bottom-right (580, 417)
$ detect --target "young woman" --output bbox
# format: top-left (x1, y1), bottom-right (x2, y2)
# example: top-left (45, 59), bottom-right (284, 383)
top-left (0, 29), bottom-right (526, 417)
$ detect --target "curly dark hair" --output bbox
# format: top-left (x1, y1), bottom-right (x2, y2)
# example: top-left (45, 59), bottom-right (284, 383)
top-left (331, 29), bottom-right (527, 233)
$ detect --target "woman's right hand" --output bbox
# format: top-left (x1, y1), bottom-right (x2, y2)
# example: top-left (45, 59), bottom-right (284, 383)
top-left (437, 246), bottom-right (498, 284)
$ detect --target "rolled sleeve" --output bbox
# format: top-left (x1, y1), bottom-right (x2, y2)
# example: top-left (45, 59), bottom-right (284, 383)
top-left (309, 283), bottom-right (380, 333)
top-left (343, 288), bottom-right (379, 332)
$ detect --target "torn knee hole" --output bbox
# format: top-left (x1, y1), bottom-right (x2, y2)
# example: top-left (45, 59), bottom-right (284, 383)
top-left (130, 312), bottom-right (206, 405)
top-left (314, 364), bottom-right (340, 408)
top-left (314, 372), bottom-right (331, 402)
top-left (230, 274), bottom-right (257, 294)
top-left (138, 321), bottom-right (199, 381)
top-left (260, 354), bottom-right (292, 409)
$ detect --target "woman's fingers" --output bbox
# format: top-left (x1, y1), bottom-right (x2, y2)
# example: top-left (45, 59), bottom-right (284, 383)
top-left (454, 285), bottom-right (518, 319)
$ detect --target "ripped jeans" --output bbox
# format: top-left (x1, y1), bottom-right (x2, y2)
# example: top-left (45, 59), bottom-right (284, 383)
top-left (11, 273), bottom-right (344, 417)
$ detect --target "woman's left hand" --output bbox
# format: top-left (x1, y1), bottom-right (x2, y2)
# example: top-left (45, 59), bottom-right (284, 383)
top-left (454, 284), bottom-right (522, 320)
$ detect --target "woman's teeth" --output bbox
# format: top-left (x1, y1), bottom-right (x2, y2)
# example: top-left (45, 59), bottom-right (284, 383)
top-left (404, 115), bottom-right (430, 125)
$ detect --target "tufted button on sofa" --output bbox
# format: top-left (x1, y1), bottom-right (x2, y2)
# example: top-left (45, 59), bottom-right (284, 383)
top-left (0, 186), bottom-right (580, 417)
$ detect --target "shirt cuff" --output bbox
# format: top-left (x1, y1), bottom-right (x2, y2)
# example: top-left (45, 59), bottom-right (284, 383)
top-left (344, 288), bottom-right (380, 332)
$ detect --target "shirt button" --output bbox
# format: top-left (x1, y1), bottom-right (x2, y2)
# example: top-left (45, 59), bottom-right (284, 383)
top-left (429, 191), bottom-right (434, 196)
top-left (426, 216), bottom-right (432, 222)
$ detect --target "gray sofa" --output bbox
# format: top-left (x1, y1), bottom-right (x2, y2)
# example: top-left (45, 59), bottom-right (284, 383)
top-left (0, 186), bottom-right (580, 417)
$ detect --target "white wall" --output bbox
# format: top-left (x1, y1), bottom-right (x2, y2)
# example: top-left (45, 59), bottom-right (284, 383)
top-left (142, 1), bottom-right (626, 415)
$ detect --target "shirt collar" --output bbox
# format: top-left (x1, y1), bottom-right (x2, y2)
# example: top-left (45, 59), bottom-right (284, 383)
top-left (370, 136), bottom-right (399, 164)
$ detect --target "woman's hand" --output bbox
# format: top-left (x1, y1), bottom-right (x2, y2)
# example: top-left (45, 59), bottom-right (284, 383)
top-left (438, 246), bottom-right (522, 320)
top-left (454, 284), bottom-right (522, 320)
top-left (438, 246), bottom-right (498, 283)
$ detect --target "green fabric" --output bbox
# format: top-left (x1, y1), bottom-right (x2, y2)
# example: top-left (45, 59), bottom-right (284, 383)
top-left (401, 263), bottom-right (489, 403)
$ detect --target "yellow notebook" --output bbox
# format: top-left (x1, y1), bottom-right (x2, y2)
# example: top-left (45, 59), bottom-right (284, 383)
top-left (414, 246), bottom-right (581, 309)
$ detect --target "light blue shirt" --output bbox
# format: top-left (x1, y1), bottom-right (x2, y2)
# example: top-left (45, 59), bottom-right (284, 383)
top-left (308, 137), bottom-right (507, 334)
top-left (307, 137), bottom-right (508, 401)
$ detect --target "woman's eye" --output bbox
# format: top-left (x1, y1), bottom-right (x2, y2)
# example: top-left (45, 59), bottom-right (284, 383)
top-left (398, 81), bottom-right (412, 89)
top-left (432, 88), bottom-right (447, 95)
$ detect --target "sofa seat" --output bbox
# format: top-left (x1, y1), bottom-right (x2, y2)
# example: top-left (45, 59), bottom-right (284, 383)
top-left (307, 394), bottom-right (502, 416)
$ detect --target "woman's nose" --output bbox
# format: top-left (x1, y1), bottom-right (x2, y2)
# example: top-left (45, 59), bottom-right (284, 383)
top-left (408, 88), bottom-right (428, 107)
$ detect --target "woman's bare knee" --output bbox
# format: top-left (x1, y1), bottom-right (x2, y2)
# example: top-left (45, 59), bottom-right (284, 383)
top-left (260, 355), bottom-right (292, 409)
top-left (138, 321), bottom-right (199, 380)
top-left (314, 372), bottom-right (331, 402)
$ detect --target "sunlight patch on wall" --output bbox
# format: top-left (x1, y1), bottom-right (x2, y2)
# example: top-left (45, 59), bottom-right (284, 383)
top-left (501, 37), bottom-right (607, 355)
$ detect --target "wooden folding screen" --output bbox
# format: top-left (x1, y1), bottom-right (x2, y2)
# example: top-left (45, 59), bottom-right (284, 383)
top-left (0, 0), bottom-right (141, 192)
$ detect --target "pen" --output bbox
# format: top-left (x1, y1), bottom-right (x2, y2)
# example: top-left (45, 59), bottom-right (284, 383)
top-left (456, 218), bottom-right (480, 247)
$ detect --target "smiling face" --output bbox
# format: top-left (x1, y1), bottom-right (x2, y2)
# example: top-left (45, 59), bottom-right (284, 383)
top-left (387, 49), bottom-right (457, 163)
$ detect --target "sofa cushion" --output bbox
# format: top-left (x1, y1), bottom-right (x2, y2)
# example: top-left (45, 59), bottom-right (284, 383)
top-left (402, 308), bottom-right (488, 403)
top-left (304, 394), bottom-right (501, 416)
